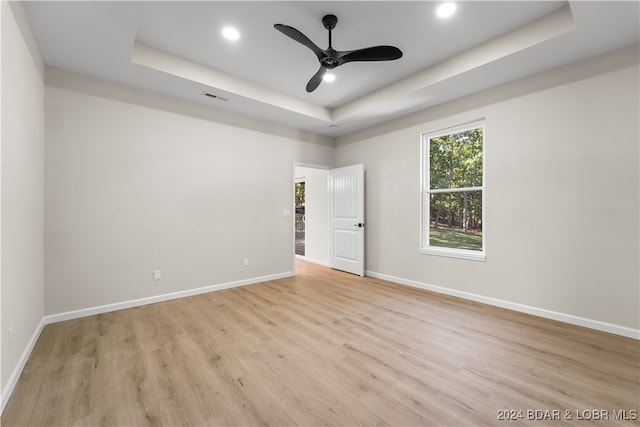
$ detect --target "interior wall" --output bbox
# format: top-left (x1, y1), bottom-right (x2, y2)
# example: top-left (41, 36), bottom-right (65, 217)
top-left (1, 0), bottom-right (45, 394)
top-left (295, 166), bottom-right (329, 265)
top-left (335, 46), bottom-right (640, 331)
top-left (44, 70), bottom-right (333, 316)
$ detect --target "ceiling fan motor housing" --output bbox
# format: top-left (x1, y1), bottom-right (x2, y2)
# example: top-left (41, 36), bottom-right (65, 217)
top-left (321, 50), bottom-right (339, 68)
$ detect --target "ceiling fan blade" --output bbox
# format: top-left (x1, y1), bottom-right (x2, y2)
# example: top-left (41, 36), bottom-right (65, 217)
top-left (274, 24), bottom-right (325, 61)
top-left (338, 46), bottom-right (403, 65)
top-left (306, 67), bottom-right (326, 92)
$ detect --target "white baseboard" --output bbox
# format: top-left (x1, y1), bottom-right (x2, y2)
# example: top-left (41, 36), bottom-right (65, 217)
top-left (3, 268), bottom-right (636, 417)
top-left (366, 270), bottom-right (640, 340)
top-left (44, 271), bottom-right (294, 325)
top-left (1, 317), bottom-right (46, 414)
top-left (295, 254), bottom-right (329, 267)
top-left (1, 271), bottom-right (293, 416)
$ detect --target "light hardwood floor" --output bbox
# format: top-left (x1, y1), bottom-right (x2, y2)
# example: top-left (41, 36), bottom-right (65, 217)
top-left (2, 260), bottom-right (639, 426)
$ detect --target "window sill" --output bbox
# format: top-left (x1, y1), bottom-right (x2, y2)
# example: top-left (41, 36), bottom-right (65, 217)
top-left (420, 247), bottom-right (486, 262)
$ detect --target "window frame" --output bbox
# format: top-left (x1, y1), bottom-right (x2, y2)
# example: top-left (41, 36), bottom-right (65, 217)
top-left (420, 120), bottom-right (486, 261)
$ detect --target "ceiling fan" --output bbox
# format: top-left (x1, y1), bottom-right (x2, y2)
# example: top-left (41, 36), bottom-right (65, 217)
top-left (274, 14), bottom-right (403, 93)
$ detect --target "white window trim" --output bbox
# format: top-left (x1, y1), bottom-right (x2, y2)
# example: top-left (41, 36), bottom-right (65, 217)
top-left (420, 119), bottom-right (486, 262)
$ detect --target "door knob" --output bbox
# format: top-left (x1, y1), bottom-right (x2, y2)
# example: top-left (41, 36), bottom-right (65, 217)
top-left (353, 223), bottom-right (365, 228)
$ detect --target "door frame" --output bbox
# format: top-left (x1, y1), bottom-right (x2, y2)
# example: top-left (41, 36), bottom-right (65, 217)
top-left (292, 162), bottom-right (332, 275)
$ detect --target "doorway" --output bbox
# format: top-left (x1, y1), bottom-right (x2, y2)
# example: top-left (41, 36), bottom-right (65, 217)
top-left (295, 180), bottom-right (305, 256)
top-left (293, 163), bottom-right (365, 276)
top-left (294, 165), bottom-right (329, 267)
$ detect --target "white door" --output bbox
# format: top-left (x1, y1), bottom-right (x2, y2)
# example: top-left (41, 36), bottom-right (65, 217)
top-left (329, 164), bottom-right (365, 276)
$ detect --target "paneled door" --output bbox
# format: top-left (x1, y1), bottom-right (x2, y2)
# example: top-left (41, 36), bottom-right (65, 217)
top-left (329, 164), bottom-right (365, 276)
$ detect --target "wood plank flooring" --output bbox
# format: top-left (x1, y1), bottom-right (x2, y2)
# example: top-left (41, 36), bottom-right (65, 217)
top-left (2, 260), bottom-right (639, 426)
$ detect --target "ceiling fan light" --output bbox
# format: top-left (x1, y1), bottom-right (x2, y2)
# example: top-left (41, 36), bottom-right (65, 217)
top-left (222, 27), bottom-right (240, 41)
top-left (436, 2), bottom-right (457, 19)
top-left (323, 73), bottom-right (336, 82)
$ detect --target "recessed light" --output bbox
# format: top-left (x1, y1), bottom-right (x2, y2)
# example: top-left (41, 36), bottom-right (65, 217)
top-left (436, 2), bottom-right (457, 19)
top-left (222, 27), bottom-right (240, 41)
top-left (323, 73), bottom-right (336, 82)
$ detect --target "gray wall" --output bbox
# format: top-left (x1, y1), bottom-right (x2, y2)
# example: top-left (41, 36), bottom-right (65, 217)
top-left (335, 46), bottom-right (639, 331)
top-left (44, 70), bottom-right (334, 315)
top-left (1, 1), bottom-right (45, 395)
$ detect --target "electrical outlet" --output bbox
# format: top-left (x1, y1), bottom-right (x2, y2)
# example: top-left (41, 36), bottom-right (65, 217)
top-left (8, 326), bottom-right (14, 345)
top-left (153, 270), bottom-right (161, 281)
top-left (243, 258), bottom-right (249, 267)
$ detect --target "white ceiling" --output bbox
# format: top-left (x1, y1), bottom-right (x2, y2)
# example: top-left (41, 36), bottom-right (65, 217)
top-left (22, 1), bottom-right (640, 137)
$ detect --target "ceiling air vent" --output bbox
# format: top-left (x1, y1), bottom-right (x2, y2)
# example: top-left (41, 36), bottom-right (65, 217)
top-left (203, 92), bottom-right (228, 102)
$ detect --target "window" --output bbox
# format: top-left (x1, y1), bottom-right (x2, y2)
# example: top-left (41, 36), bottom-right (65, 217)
top-left (420, 120), bottom-right (485, 261)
